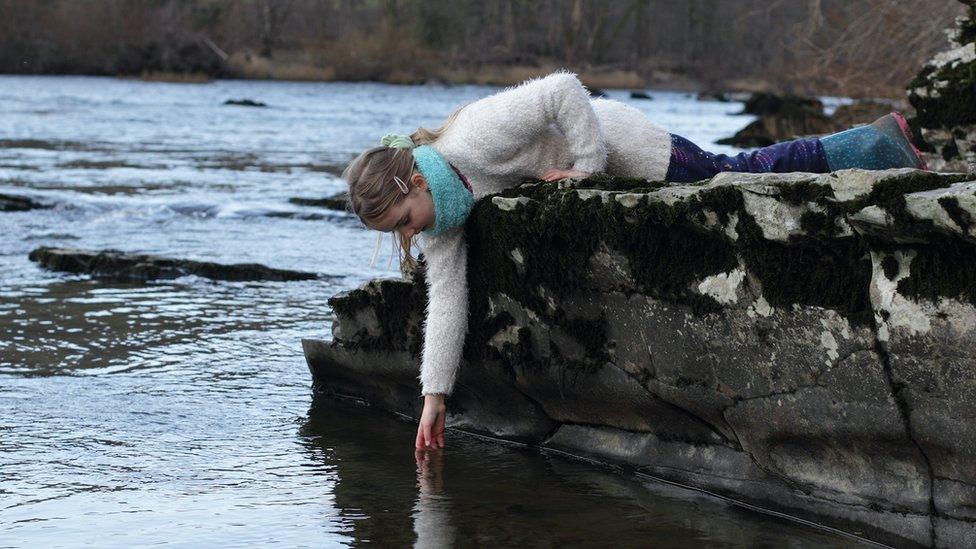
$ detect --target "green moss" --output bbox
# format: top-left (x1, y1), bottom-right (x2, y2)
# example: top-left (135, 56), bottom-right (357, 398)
top-left (881, 255), bottom-right (899, 281)
top-left (505, 327), bottom-right (536, 364)
top-left (478, 182), bottom-right (738, 306)
top-left (906, 115), bottom-right (936, 153)
top-left (657, 181), bottom-right (869, 320)
top-left (522, 173), bottom-right (671, 193)
top-left (329, 274), bottom-right (428, 355)
top-left (896, 240), bottom-right (976, 306)
top-left (612, 198), bottom-right (738, 299)
top-left (956, 8), bottom-right (976, 46)
top-left (572, 173), bottom-right (671, 192)
top-left (907, 64), bottom-right (937, 93)
top-left (799, 211), bottom-right (832, 235)
top-left (745, 238), bottom-right (873, 322)
top-left (692, 185), bottom-right (741, 225)
top-left (942, 138), bottom-right (960, 161)
top-left (554, 312), bottom-right (613, 374)
top-left (468, 176), bottom-right (894, 353)
top-left (776, 180), bottom-right (834, 206)
top-left (462, 180), bottom-right (741, 371)
top-left (938, 196), bottom-right (974, 232)
top-left (908, 58), bottom-right (976, 128)
top-left (844, 171), bottom-right (972, 229)
top-left (693, 183), bottom-right (874, 322)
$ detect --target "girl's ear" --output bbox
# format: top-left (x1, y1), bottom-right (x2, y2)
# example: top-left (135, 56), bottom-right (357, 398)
top-left (411, 171), bottom-right (428, 192)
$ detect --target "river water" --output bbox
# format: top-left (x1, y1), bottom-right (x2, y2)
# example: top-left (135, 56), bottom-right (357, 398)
top-left (0, 75), bottom-right (863, 547)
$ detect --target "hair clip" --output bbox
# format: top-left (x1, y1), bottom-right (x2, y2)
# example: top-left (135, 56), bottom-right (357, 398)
top-left (393, 175), bottom-right (409, 194)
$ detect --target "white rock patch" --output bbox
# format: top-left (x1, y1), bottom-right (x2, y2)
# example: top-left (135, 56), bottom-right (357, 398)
top-left (492, 196), bottom-right (533, 211)
top-left (869, 251), bottom-right (932, 338)
top-left (697, 267), bottom-right (746, 305)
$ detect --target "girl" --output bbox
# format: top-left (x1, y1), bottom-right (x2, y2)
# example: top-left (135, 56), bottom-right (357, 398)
top-left (339, 70), bottom-right (927, 451)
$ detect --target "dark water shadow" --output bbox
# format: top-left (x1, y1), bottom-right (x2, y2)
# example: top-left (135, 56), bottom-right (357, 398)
top-left (298, 397), bottom-right (865, 548)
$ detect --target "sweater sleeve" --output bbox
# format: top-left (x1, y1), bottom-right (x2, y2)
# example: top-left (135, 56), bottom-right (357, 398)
top-left (417, 226), bottom-right (469, 396)
top-left (459, 70), bottom-right (608, 175)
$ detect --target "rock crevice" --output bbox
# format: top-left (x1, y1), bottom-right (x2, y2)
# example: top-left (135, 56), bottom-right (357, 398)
top-left (876, 336), bottom-right (939, 547)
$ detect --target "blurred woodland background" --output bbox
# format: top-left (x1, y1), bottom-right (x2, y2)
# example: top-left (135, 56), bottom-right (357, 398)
top-left (0, 0), bottom-right (964, 98)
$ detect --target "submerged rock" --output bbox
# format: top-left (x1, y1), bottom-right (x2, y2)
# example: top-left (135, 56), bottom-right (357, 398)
top-left (583, 85), bottom-right (607, 98)
top-left (305, 168), bottom-right (976, 547)
top-left (289, 191), bottom-right (349, 212)
top-left (718, 92), bottom-right (832, 147)
top-left (908, 0), bottom-right (976, 172)
top-left (223, 99), bottom-right (267, 107)
top-left (1, 193), bottom-right (53, 212)
top-left (30, 247), bottom-right (319, 282)
top-left (695, 90), bottom-right (730, 102)
top-left (827, 101), bottom-right (895, 130)
top-left (738, 92), bottom-right (825, 116)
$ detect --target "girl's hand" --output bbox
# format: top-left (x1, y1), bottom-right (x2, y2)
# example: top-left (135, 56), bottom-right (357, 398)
top-left (415, 393), bottom-right (447, 450)
top-left (540, 168), bottom-right (589, 182)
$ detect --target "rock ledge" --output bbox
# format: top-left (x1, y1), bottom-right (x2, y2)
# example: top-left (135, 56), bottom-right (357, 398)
top-left (306, 169), bottom-right (976, 548)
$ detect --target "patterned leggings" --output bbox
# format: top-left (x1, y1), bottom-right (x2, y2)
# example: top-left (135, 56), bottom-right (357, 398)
top-left (664, 134), bottom-right (829, 183)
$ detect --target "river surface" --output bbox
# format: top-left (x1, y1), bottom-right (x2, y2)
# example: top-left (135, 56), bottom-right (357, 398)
top-left (0, 75), bottom-right (864, 547)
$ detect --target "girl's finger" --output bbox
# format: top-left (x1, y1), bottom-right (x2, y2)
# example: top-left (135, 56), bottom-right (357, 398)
top-left (434, 414), bottom-right (445, 448)
top-left (415, 424), bottom-right (426, 449)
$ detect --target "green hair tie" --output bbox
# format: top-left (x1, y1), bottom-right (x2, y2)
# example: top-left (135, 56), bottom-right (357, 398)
top-left (380, 133), bottom-right (415, 150)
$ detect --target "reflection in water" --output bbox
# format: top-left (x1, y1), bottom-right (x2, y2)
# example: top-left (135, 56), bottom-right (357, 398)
top-left (1, 75), bottom-right (864, 547)
top-left (300, 399), bottom-right (862, 548)
top-left (413, 450), bottom-right (456, 549)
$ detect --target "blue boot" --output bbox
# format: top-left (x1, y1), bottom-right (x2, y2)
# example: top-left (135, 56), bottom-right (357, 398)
top-left (820, 112), bottom-right (928, 171)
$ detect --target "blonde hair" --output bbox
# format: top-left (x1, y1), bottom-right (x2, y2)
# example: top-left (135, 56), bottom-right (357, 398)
top-left (342, 101), bottom-right (473, 275)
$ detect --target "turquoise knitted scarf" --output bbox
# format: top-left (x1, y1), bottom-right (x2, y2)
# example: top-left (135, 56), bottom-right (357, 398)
top-left (413, 145), bottom-right (475, 236)
top-left (380, 133), bottom-right (475, 236)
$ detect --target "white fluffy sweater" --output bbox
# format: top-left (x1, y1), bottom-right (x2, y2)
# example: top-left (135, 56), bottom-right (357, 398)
top-left (418, 70), bottom-right (672, 395)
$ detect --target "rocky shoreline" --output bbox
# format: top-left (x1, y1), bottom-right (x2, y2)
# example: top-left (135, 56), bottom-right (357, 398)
top-left (305, 168), bottom-right (976, 548)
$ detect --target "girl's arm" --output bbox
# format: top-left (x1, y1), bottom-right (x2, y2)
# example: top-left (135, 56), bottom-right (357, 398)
top-left (414, 227), bottom-right (467, 449)
top-left (417, 227), bottom-right (468, 397)
top-left (459, 70), bottom-right (608, 175)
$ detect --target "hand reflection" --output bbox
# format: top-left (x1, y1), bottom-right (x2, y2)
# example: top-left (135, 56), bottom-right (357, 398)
top-left (412, 448), bottom-right (454, 548)
top-left (415, 448), bottom-right (444, 493)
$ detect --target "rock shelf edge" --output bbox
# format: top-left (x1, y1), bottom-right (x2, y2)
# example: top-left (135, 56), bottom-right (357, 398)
top-left (305, 169), bottom-right (976, 548)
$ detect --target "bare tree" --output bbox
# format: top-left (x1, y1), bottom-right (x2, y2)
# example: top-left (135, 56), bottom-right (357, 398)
top-left (258, 0), bottom-right (294, 57)
top-left (0, 0), bottom-right (963, 98)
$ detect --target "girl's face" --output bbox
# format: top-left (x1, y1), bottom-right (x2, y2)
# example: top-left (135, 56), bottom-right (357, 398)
top-left (367, 171), bottom-right (435, 240)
